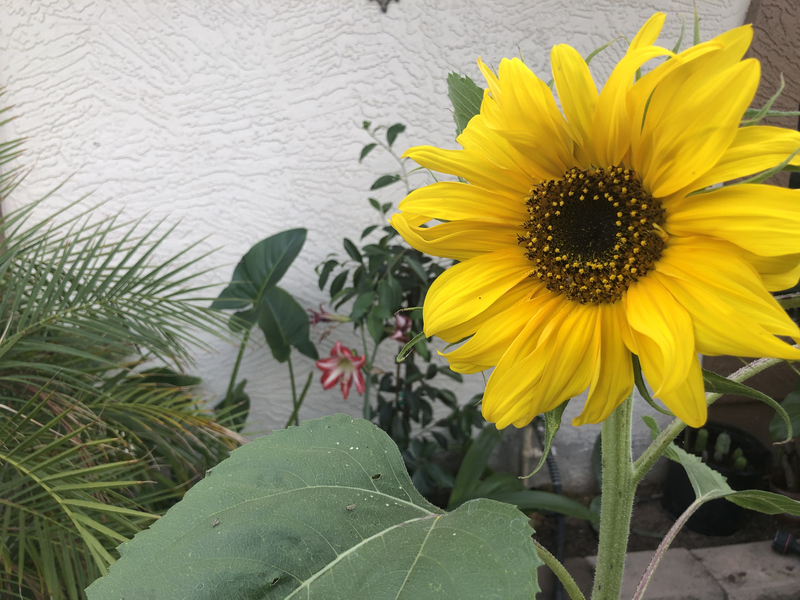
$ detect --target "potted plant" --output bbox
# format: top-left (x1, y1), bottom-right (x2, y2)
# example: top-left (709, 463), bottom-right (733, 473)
top-left (768, 381), bottom-right (800, 522)
top-left (661, 421), bottom-right (772, 535)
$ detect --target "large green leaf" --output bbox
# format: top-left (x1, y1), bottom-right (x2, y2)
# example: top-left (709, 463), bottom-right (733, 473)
top-left (448, 424), bottom-right (502, 508)
top-left (211, 229), bottom-right (307, 310)
top-left (258, 286), bottom-right (319, 363)
top-left (447, 73), bottom-right (484, 137)
top-left (86, 415), bottom-right (542, 599)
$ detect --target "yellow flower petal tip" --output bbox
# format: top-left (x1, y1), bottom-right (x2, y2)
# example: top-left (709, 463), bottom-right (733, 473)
top-left (392, 15), bottom-right (800, 429)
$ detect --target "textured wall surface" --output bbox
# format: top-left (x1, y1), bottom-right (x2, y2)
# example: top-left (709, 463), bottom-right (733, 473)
top-left (0, 0), bottom-right (750, 491)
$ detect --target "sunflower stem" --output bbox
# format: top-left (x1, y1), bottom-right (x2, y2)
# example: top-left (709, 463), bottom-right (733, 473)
top-left (591, 392), bottom-right (635, 600)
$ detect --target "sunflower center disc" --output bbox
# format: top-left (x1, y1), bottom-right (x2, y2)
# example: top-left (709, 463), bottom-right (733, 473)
top-left (519, 166), bottom-right (666, 304)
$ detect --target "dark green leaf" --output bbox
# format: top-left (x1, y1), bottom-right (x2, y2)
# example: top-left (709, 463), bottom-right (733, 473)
top-left (487, 491), bottom-right (599, 521)
top-left (447, 72), bottom-right (484, 136)
top-left (318, 260), bottom-right (337, 290)
top-left (520, 401), bottom-right (568, 480)
top-left (378, 275), bottom-right (403, 313)
top-left (227, 308), bottom-right (258, 333)
top-left (87, 416), bottom-right (542, 600)
top-left (449, 425), bottom-right (502, 509)
top-left (703, 368), bottom-right (792, 441)
top-left (381, 202), bottom-right (392, 213)
top-left (350, 291), bottom-right (374, 322)
top-left (472, 472), bottom-right (524, 497)
top-left (361, 225), bottom-right (378, 240)
top-left (343, 238), bottom-right (362, 263)
top-left (367, 306), bottom-right (386, 344)
top-left (258, 287), bottom-right (318, 363)
top-left (212, 229), bottom-right (307, 310)
top-left (368, 197), bottom-right (381, 212)
top-left (362, 120), bottom-right (372, 129)
top-left (437, 367), bottom-right (463, 382)
top-left (405, 255), bottom-right (428, 283)
top-left (386, 123), bottom-right (406, 147)
top-left (329, 271), bottom-right (348, 297)
top-left (359, 143), bottom-right (377, 162)
top-left (370, 174), bottom-right (401, 190)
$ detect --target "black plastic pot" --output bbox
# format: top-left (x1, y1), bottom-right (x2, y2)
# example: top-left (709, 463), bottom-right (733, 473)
top-left (660, 421), bottom-right (772, 536)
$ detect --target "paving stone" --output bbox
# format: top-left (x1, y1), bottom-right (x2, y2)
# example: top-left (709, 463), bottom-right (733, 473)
top-left (586, 548), bottom-right (726, 600)
top-left (691, 541), bottom-right (800, 600)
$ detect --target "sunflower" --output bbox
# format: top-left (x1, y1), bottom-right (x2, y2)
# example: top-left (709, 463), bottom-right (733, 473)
top-left (390, 13), bottom-right (800, 429)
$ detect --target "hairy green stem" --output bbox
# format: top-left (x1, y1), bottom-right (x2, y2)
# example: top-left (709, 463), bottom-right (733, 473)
top-left (225, 328), bottom-right (251, 401)
top-left (591, 393), bottom-right (635, 600)
top-left (633, 356), bottom-right (784, 483)
top-left (534, 541), bottom-right (586, 600)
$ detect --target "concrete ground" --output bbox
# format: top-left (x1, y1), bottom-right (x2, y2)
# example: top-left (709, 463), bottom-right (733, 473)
top-left (537, 541), bottom-right (799, 600)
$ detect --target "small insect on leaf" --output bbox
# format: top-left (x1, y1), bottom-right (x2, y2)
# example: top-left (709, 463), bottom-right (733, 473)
top-left (346, 504), bottom-right (356, 511)
top-left (211, 518), bottom-right (220, 527)
top-left (271, 577), bottom-right (281, 586)
top-left (371, 473), bottom-right (381, 480)
top-left (205, 469), bottom-right (212, 476)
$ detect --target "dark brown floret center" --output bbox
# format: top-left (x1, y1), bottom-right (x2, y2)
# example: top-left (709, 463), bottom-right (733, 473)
top-left (519, 166), bottom-right (665, 304)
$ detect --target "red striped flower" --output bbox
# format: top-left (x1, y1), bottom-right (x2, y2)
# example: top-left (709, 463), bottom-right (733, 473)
top-left (315, 341), bottom-right (366, 400)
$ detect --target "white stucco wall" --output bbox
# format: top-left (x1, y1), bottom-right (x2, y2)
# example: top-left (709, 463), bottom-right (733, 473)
top-left (0, 0), bottom-right (750, 490)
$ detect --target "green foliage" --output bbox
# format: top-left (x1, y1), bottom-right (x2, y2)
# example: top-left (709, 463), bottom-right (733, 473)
top-left (520, 401), bottom-right (569, 479)
top-left (448, 423), bottom-right (597, 521)
top-left (317, 122), bottom-right (483, 498)
top-left (0, 97), bottom-right (242, 597)
top-left (87, 415), bottom-right (543, 600)
top-left (212, 229), bottom-right (318, 431)
top-left (447, 73), bottom-right (484, 136)
top-left (643, 416), bottom-right (800, 517)
top-left (0, 174), bottom-right (242, 597)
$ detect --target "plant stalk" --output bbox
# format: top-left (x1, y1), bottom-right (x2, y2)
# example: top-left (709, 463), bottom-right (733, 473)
top-left (534, 541), bottom-right (586, 600)
top-left (225, 328), bottom-right (251, 401)
top-left (591, 393), bottom-right (635, 600)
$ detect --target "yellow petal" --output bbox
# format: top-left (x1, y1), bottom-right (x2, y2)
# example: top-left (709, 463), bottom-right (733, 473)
top-left (737, 248), bottom-right (800, 292)
top-left (444, 294), bottom-right (557, 374)
top-left (593, 45), bottom-right (673, 168)
top-left (550, 44), bottom-right (598, 159)
top-left (398, 181), bottom-right (526, 224)
top-left (573, 303), bottom-right (634, 426)
top-left (665, 184), bottom-right (800, 257)
top-left (403, 145), bottom-right (531, 196)
top-left (687, 126), bottom-right (800, 191)
top-left (390, 213), bottom-right (527, 262)
top-left (643, 59), bottom-right (761, 197)
top-left (629, 12), bottom-right (666, 50)
top-left (625, 275), bottom-right (694, 396)
top-left (483, 301), bottom-right (599, 429)
top-left (656, 236), bottom-right (800, 337)
top-left (436, 279), bottom-right (541, 343)
top-left (658, 354), bottom-right (707, 427)
top-left (423, 247), bottom-right (533, 337)
top-left (653, 270), bottom-right (800, 360)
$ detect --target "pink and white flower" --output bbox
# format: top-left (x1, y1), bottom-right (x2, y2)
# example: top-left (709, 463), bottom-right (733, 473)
top-left (388, 313), bottom-right (412, 343)
top-left (315, 341), bottom-right (366, 401)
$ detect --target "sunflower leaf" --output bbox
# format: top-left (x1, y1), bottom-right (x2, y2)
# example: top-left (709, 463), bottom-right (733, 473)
top-left (741, 74), bottom-right (786, 125)
top-left (87, 415), bottom-right (542, 600)
top-left (396, 331), bottom-right (427, 363)
top-left (447, 72), bottom-right (484, 137)
top-left (702, 368), bottom-right (792, 441)
top-left (632, 355), bottom-right (674, 417)
top-left (520, 400), bottom-right (569, 480)
top-left (737, 144), bottom-right (800, 185)
top-left (775, 292), bottom-right (800, 309)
